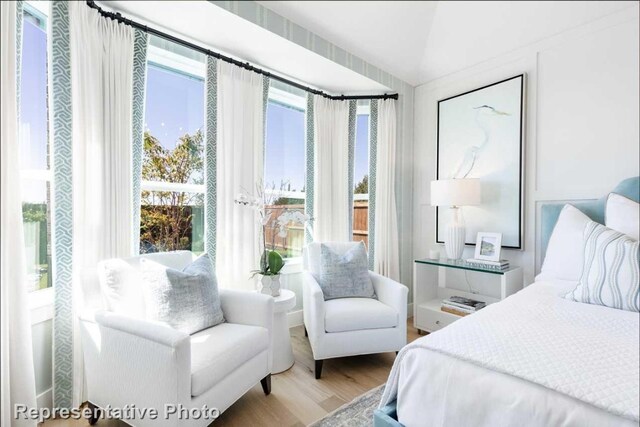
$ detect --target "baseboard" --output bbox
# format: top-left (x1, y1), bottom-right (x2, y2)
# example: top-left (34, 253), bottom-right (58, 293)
top-left (287, 309), bottom-right (303, 328)
top-left (407, 303), bottom-right (413, 318)
top-left (37, 388), bottom-right (52, 410)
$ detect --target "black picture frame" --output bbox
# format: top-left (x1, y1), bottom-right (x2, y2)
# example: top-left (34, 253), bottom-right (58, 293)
top-left (435, 74), bottom-right (525, 250)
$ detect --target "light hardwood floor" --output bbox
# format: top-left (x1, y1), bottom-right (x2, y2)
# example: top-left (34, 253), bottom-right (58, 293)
top-left (44, 319), bottom-right (420, 427)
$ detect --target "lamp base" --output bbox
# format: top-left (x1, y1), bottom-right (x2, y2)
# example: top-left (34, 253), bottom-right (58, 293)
top-left (444, 207), bottom-right (466, 260)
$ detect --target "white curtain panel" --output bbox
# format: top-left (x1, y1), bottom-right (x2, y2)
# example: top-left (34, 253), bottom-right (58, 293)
top-left (69, 2), bottom-right (134, 405)
top-left (374, 100), bottom-right (400, 281)
top-left (216, 62), bottom-right (264, 290)
top-left (313, 97), bottom-right (350, 242)
top-left (1, 2), bottom-right (38, 425)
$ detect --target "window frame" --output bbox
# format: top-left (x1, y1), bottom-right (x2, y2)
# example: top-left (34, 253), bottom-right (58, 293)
top-left (264, 86), bottom-right (307, 262)
top-left (21, 1), bottom-right (55, 317)
top-left (139, 42), bottom-right (207, 255)
top-left (22, 2), bottom-right (52, 297)
top-left (354, 104), bottom-right (370, 202)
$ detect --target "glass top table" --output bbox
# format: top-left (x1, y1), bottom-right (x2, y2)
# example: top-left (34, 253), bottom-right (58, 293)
top-left (414, 258), bottom-right (519, 275)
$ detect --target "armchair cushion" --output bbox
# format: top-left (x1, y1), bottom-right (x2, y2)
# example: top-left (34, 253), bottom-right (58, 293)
top-left (190, 323), bottom-right (269, 397)
top-left (318, 242), bottom-right (376, 300)
top-left (324, 298), bottom-right (398, 333)
top-left (141, 254), bottom-right (225, 335)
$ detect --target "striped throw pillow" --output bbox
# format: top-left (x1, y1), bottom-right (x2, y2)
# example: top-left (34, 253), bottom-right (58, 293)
top-left (564, 221), bottom-right (639, 312)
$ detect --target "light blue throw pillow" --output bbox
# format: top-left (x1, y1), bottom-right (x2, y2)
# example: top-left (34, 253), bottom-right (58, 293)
top-left (564, 221), bottom-right (639, 312)
top-left (319, 242), bottom-right (376, 300)
top-left (141, 254), bottom-right (225, 334)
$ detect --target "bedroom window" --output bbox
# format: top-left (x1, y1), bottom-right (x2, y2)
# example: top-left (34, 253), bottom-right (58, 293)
top-left (353, 102), bottom-right (370, 246)
top-left (264, 82), bottom-right (306, 259)
top-left (139, 36), bottom-right (205, 254)
top-left (20, 3), bottom-right (51, 292)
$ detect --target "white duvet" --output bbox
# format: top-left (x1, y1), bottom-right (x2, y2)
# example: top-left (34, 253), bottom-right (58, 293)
top-left (380, 280), bottom-right (640, 427)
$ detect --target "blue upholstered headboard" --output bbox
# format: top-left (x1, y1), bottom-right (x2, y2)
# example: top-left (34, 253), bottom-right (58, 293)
top-left (539, 176), bottom-right (640, 264)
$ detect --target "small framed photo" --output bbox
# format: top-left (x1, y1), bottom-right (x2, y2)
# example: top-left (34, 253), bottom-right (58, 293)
top-left (474, 232), bottom-right (503, 262)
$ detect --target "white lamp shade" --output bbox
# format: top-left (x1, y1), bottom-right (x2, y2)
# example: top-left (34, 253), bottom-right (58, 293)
top-left (431, 179), bottom-right (481, 207)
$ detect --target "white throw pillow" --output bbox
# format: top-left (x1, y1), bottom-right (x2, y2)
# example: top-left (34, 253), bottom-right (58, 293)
top-left (605, 193), bottom-right (639, 240)
top-left (540, 204), bottom-right (591, 282)
top-left (98, 258), bottom-right (146, 318)
top-left (318, 242), bottom-right (376, 300)
top-left (141, 254), bottom-right (225, 334)
top-left (564, 221), bottom-right (639, 312)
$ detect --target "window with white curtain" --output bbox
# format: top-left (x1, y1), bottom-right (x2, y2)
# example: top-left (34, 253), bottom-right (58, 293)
top-left (139, 36), bottom-right (206, 254)
top-left (20, 3), bottom-right (51, 292)
top-left (264, 82), bottom-right (306, 258)
top-left (353, 101), bottom-right (370, 246)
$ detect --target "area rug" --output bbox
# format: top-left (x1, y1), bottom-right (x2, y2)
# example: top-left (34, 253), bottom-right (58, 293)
top-left (309, 385), bottom-right (384, 427)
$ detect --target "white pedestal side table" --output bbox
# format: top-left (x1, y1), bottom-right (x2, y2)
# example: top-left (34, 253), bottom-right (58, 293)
top-left (271, 289), bottom-right (296, 374)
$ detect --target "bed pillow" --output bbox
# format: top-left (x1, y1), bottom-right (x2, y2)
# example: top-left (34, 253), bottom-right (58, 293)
top-left (605, 193), bottom-right (639, 240)
top-left (564, 221), bottom-right (639, 312)
top-left (319, 242), bottom-right (376, 300)
top-left (540, 204), bottom-right (592, 282)
top-left (141, 254), bottom-right (225, 334)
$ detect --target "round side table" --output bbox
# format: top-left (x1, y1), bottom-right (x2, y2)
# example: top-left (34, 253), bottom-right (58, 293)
top-left (271, 289), bottom-right (296, 374)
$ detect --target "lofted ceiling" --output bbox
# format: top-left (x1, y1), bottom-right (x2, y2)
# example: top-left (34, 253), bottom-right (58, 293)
top-left (101, 1), bottom-right (637, 89)
top-left (257, 1), bottom-right (637, 86)
top-left (99, 1), bottom-right (391, 94)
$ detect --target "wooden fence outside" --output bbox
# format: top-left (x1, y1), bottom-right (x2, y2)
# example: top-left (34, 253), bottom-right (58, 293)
top-left (265, 202), bottom-right (369, 257)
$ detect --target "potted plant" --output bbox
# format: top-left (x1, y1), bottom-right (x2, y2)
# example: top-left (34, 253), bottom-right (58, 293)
top-left (236, 182), bottom-right (311, 297)
top-left (254, 250), bottom-right (285, 296)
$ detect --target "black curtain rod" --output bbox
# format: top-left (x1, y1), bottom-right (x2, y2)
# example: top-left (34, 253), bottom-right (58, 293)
top-left (85, 1), bottom-right (399, 101)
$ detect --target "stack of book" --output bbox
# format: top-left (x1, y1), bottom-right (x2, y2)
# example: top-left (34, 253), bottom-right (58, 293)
top-left (441, 296), bottom-right (487, 316)
top-left (464, 258), bottom-right (510, 271)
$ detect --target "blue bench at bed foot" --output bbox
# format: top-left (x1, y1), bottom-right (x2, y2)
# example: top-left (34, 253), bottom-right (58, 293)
top-left (373, 400), bottom-right (403, 427)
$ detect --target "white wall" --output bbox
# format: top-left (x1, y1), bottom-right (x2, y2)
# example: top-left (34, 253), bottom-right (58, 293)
top-left (413, 6), bottom-right (639, 293)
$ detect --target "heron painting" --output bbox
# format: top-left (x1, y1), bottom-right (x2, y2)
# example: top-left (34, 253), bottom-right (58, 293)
top-left (436, 74), bottom-right (524, 249)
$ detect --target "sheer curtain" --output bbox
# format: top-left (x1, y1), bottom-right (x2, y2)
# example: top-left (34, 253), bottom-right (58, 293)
top-left (313, 97), bottom-right (350, 242)
top-left (67, 2), bottom-right (134, 406)
top-left (216, 62), bottom-right (264, 290)
top-left (373, 99), bottom-right (399, 280)
top-left (1, 2), bottom-right (38, 424)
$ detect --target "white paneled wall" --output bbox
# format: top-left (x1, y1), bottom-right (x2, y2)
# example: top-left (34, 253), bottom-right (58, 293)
top-left (413, 7), bottom-right (639, 289)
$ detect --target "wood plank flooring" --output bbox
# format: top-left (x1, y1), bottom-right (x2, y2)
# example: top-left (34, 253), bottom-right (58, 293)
top-left (44, 319), bottom-right (420, 427)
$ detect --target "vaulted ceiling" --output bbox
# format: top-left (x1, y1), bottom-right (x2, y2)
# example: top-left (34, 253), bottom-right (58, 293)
top-left (101, 1), bottom-right (637, 89)
top-left (257, 1), bottom-right (637, 86)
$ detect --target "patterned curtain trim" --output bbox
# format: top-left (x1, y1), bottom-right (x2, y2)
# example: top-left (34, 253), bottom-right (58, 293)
top-left (304, 92), bottom-right (315, 244)
top-left (262, 75), bottom-right (270, 159)
top-left (131, 29), bottom-right (148, 255)
top-left (205, 56), bottom-right (217, 265)
top-left (368, 100), bottom-right (378, 270)
top-left (51, 0), bottom-right (74, 409)
top-left (16, 1), bottom-right (23, 111)
top-left (347, 100), bottom-right (356, 235)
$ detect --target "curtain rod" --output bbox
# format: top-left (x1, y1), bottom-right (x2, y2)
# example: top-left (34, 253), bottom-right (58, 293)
top-left (85, 1), bottom-right (399, 101)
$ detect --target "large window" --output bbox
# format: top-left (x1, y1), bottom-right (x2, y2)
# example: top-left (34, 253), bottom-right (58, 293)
top-left (353, 103), bottom-right (370, 246)
top-left (263, 83), bottom-right (306, 258)
top-left (20, 3), bottom-right (51, 292)
top-left (139, 37), bottom-right (205, 254)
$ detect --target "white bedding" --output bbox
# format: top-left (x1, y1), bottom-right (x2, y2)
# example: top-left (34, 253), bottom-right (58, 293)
top-left (380, 280), bottom-right (640, 427)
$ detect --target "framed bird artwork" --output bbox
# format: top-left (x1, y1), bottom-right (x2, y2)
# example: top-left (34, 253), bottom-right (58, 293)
top-left (436, 74), bottom-right (525, 249)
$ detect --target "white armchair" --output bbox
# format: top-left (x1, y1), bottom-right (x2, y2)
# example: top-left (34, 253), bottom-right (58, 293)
top-left (303, 242), bottom-right (408, 379)
top-left (79, 251), bottom-right (274, 426)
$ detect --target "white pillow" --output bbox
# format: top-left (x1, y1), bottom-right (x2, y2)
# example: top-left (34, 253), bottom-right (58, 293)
top-left (564, 221), bottom-right (639, 312)
top-left (98, 259), bottom-right (146, 318)
top-left (540, 204), bottom-right (591, 282)
top-left (605, 193), bottom-right (639, 240)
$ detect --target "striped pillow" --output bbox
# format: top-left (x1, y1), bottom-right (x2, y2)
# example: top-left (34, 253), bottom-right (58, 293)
top-left (564, 221), bottom-right (639, 312)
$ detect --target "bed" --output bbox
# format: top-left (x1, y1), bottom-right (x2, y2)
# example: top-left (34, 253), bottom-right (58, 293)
top-left (375, 177), bottom-right (640, 427)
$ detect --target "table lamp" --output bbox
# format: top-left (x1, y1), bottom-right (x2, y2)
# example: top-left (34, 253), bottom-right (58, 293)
top-left (431, 179), bottom-right (481, 259)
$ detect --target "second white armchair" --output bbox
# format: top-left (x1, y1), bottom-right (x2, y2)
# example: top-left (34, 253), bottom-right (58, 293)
top-left (302, 242), bottom-right (408, 379)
